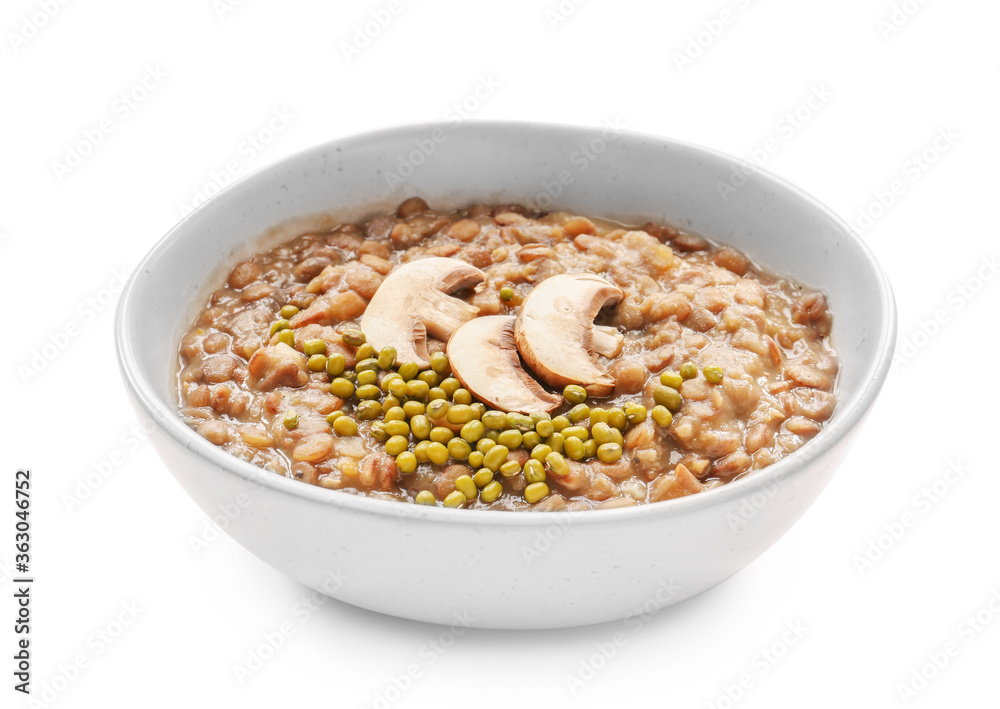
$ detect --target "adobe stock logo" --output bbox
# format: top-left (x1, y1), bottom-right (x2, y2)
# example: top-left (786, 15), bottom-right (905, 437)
top-left (852, 460), bottom-right (969, 575)
top-left (339, 0), bottom-right (407, 63)
top-left (51, 65), bottom-right (168, 182)
top-left (18, 268), bottom-right (130, 385)
top-left (7, 0), bottom-right (71, 53)
top-left (671, 0), bottom-right (754, 72)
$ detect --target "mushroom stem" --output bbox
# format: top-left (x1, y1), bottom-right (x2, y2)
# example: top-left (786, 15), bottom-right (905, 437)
top-left (514, 273), bottom-right (624, 397)
top-left (360, 257), bottom-right (485, 368)
top-left (592, 325), bottom-right (624, 358)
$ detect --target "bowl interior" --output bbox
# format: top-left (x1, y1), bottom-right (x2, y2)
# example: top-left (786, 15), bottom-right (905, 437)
top-left (117, 120), bottom-right (894, 508)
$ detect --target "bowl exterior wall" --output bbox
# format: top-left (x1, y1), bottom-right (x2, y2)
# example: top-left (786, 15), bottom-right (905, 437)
top-left (117, 121), bottom-right (894, 629)
top-left (132, 390), bottom-right (855, 629)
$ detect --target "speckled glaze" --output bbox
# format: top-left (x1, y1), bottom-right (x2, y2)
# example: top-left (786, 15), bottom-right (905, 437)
top-left (115, 121), bottom-right (895, 629)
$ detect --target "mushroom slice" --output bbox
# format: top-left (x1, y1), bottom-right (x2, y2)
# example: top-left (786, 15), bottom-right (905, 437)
top-left (592, 325), bottom-right (625, 358)
top-left (361, 257), bottom-right (485, 368)
top-left (448, 316), bottom-right (562, 414)
top-left (514, 273), bottom-right (624, 397)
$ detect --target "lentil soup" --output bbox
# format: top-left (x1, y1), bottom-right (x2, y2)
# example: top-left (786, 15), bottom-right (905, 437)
top-left (177, 198), bottom-right (838, 511)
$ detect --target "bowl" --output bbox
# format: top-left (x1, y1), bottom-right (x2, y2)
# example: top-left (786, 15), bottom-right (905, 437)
top-left (115, 121), bottom-right (895, 629)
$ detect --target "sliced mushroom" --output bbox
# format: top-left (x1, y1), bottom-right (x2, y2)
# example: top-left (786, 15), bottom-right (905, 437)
top-left (447, 316), bottom-right (562, 414)
top-left (361, 257), bottom-right (485, 368)
top-left (514, 273), bottom-right (624, 397)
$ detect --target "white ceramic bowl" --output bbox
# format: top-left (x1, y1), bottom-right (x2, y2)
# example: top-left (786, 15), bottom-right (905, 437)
top-left (115, 121), bottom-right (895, 629)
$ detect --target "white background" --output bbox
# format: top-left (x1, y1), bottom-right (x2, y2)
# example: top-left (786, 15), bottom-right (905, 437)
top-left (3, 0), bottom-right (998, 707)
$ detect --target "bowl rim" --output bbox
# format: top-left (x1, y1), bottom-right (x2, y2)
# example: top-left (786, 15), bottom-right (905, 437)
top-left (114, 119), bottom-right (897, 528)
